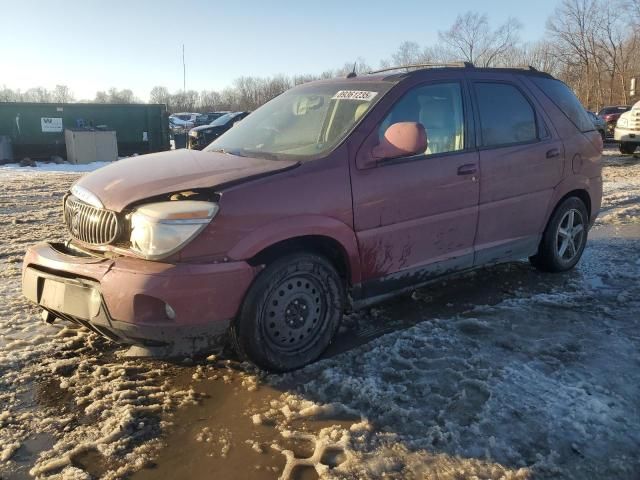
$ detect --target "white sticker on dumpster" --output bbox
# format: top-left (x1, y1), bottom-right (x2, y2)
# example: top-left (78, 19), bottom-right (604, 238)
top-left (331, 90), bottom-right (378, 101)
top-left (41, 117), bottom-right (63, 132)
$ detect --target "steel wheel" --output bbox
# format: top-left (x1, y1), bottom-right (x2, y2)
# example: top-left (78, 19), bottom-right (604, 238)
top-left (231, 253), bottom-right (344, 371)
top-left (555, 208), bottom-right (585, 263)
top-left (261, 273), bottom-right (328, 354)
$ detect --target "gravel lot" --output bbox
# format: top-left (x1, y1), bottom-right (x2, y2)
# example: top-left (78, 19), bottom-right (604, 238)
top-left (1, 146), bottom-right (639, 480)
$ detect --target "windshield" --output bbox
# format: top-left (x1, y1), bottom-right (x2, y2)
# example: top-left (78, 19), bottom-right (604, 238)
top-left (205, 81), bottom-right (392, 160)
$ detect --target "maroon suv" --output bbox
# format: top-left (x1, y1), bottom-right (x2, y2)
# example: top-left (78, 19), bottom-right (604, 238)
top-left (598, 105), bottom-right (631, 136)
top-left (22, 64), bottom-right (603, 371)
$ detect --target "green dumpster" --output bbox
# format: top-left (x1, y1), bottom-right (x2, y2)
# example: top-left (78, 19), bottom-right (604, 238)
top-left (0, 102), bottom-right (170, 160)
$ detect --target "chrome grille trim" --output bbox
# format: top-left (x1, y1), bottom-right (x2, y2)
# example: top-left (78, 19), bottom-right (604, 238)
top-left (63, 195), bottom-right (120, 246)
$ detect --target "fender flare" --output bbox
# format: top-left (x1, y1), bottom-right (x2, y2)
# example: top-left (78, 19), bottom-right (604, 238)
top-left (227, 215), bottom-right (362, 284)
top-left (546, 175), bottom-right (596, 223)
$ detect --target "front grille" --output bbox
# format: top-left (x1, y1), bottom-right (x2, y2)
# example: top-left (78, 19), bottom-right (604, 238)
top-left (629, 111), bottom-right (640, 131)
top-left (63, 195), bottom-right (121, 245)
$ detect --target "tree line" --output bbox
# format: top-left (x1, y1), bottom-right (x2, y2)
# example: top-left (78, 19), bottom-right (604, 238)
top-left (2, 0), bottom-right (639, 112)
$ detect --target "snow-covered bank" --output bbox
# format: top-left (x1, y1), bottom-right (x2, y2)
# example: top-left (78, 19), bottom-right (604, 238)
top-left (263, 234), bottom-right (640, 479)
top-left (0, 161), bottom-right (112, 173)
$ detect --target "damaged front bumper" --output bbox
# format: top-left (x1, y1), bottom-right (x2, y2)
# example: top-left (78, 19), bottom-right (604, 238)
top-left (22, 242), bottom-right (257, 356)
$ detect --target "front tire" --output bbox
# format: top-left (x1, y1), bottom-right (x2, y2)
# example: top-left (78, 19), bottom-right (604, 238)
top-left (231, 253), bottom-right (344, 371)
top-left (530, 197), bottom-right (589, 272)
top-left (620, 143), bottom-right (637, 155)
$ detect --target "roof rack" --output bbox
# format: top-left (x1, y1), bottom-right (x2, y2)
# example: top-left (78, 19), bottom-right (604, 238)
top-left (368, 62), bottom-right (473, 74)
top-left (506, 65), bottom-right (539, 71)
top-left (367, 63), bottom-right (540, 75)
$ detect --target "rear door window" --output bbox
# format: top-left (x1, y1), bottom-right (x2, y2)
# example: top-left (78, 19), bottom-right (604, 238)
top-left (531, 77), bottom-right (594, 133)
top-left (474, 82), bottom-right (538, 147)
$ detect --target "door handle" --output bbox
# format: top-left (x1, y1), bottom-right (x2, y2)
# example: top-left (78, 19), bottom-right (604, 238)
top-left (546, 148), bottom-right (560, 159)
top-left (457, 164), bottom-right (477, 175)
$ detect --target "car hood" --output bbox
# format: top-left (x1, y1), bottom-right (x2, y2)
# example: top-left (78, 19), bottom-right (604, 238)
top-left (74, 149), bottom-right (298, 211)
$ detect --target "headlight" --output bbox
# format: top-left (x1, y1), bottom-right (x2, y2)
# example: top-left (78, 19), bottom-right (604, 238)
top-left (617, 118), bottom-right (628, 128)
top-left (189, 130), bottom-right (199, 137)
top-left (129, 201), bottom-right (218, 259)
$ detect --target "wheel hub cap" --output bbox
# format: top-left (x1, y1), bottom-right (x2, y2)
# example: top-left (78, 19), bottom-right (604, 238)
top-left (262, 274), bottom-right (326, 352)
top-left (556, 208), bottom-right (585, 262)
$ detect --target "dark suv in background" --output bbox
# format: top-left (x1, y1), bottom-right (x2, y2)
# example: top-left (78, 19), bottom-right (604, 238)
top-left (23, 63), bottom-right (602, 371)
top-left (188, 111), bottom-right (250, 149)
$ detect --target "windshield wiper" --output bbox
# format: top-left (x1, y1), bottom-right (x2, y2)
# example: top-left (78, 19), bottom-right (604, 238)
top-left (207, 148), bottom-right (245, 157)
top-left (239, 149), bottom-right (281, 161)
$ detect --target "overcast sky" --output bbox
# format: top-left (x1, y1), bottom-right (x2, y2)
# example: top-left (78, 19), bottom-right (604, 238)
top-left (0, 0), bottom-right (559, 101)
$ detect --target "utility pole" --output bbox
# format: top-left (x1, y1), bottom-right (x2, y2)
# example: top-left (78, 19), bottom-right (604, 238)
top-left (182, 44), bottom-right (186, 91)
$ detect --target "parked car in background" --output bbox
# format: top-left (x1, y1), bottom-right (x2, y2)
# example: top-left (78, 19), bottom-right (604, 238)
top-left (587, 111), bottom-right (606, 141)
top-left (22, 64), bottom-right (603, 371)
top-left (615, 100), bottom-right (640, 154)
top-left (169, 112), bottom-right (201, 129)
top-left (169, 116), bottom-right (192, 132)
top-left (598, 105), bottom-right (631, 137)
top-left (188, 111), bottom-right (250, 150)
top-left (198, 111), bottom-right (231, 125)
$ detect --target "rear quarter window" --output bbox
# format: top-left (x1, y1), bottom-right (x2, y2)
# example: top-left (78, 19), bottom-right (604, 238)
top-left (531, 77), bottom-right (594, 133)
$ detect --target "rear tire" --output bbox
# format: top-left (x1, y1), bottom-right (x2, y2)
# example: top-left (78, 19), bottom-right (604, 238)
top-left (620, 143), bottom-right (637, 155)
top-left (231, 253), bottom-right (344, 371)
top-left (530, 197), bottom-right (589, 273)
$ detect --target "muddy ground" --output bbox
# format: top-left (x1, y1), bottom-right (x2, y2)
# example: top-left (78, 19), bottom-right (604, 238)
top-left (1, 145), bottom-right (639, 479)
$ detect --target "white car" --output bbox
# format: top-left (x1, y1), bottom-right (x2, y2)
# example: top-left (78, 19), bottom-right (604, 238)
top-left (615, 100), bottom-right (640, 154)
top-left (169, 113), bottom-right (201, 128)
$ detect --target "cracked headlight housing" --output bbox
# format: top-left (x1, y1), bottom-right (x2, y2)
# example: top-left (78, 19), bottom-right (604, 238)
top-left (129, 201), bottom-right (218, 259)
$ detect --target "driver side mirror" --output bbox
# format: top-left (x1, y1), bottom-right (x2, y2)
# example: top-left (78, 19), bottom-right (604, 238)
top-left (371, 122), bottom-right (428, 162)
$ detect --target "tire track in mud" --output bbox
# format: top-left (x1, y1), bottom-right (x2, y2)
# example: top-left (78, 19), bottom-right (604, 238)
top-left (0, 171), bottom-right (200, 479)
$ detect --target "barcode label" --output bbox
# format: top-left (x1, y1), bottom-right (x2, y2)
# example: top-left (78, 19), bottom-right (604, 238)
top-left (331, 90), bottom-right (378, 101)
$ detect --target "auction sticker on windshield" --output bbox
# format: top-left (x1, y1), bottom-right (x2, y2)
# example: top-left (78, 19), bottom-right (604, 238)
top-left (331, 90), bottom-right (378, 101)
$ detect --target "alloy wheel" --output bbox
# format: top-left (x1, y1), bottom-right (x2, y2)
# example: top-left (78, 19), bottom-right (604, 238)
top-left (555, 208), bottom-right (585, 263)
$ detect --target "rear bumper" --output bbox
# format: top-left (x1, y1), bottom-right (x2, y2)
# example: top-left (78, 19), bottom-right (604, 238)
top-left (22, 242), bottom-right (257, 352)
top-left (589, 175), bottom-right (603, 227)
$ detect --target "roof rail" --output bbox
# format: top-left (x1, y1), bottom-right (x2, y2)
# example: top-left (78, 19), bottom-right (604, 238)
top-left (368, 62), bottom-right (474, 74)
top-left (505, 65), bottom-right (539, 71)
top-left (367, 63), bottom-right (542, 75)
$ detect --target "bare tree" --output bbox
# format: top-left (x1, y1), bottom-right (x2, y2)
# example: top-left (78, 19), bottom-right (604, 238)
top-left (149, 86), bottom-right (170, 105)
top-left (630, 0), bottom-right (640, 21)
top-left (22, 87), bottom-right (51, 103)
top-left (199, 90), bottom-right (223, 111)
top-left (52, 85), bottom-right (74, 103)
top-left (0, 87), bottom-right (20, 102)
top-left (390, 41), bottom-right (423, 66)
top-left (94, 91), bottom-right (108, 103)
top-left (547, 0), bottom-right (600, 106)
top-left (438, 12), bottom-right (522, 66)
top-left (94, 88), bottom-right (138, 104)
